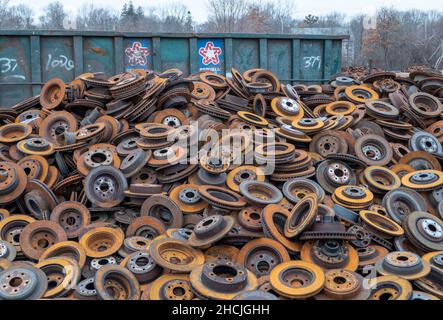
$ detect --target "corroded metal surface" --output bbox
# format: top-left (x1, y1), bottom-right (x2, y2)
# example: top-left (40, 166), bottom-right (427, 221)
top-left (0, 67), bottom-right (442, 300)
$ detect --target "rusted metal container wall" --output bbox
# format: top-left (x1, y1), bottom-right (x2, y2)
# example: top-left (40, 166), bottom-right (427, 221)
top-left (0, 31), bottom-right (348, 107)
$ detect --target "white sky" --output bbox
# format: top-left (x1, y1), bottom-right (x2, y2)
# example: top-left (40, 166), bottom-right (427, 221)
top-left (7, 0), bottom-right (443, 23)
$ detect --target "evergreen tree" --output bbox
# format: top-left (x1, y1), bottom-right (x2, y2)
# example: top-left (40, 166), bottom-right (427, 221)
top-left (185, 10), bottom-right (193, 32)
top-left (121, 3), bottom-right (128, 17)
top-left (136, 6), bottom-right (144, 18)
top-left (127, 1), bottom-right (135, 16)
top-left (304, 14), bottom-right (319, 25)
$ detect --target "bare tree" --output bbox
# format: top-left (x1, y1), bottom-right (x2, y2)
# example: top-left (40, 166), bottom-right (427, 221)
top-left (0, 0), bottom-right (34, 29)
top-left (39, 1), bottom-right (67, 30)
top-left (7, 5), bottom-right (34, 29)
top-left (76, 5), bottom-right (119, 31)
top-left (159, 3), bottom-right (192, 32)
top-left (241, 0), bottom-right (297, 33)
top-left (349, 15), bottom-right (365, 66)
top-left (203, 0), bottom-right (250, 32)
top-left (348, 7), bottom-right (443, 70)
top-left (118, 1), bottom-right (164, 32)
top-left (316, 13), bottom-right (346, 28)
top-left (135, 7), bottom-right (162, 33)
top-left (0, 0), bottom-right (9, 22)
top-left (266, 0), bottom-right (297, 33)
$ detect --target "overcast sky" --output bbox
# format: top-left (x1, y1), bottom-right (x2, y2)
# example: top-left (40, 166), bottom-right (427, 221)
top-left (8, 0), bottom-right (443, 22)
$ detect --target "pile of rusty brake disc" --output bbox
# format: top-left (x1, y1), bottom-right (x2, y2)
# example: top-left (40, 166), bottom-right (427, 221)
top-left (0, 67), bottom-right (443, 300)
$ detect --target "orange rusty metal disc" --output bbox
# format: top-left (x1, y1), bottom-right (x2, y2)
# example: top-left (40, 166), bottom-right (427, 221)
top-left (79, 227), bottom-right (124, 258)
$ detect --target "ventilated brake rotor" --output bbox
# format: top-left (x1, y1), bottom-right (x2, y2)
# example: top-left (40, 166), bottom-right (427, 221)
top-left (403, 211), bottom-right (443, 252)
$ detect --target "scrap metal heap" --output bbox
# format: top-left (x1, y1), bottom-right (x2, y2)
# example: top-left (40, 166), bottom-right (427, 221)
top-left (0, 67), bottom-right (443, 300)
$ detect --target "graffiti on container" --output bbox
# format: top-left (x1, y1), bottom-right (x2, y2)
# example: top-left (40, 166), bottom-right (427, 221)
top-left (125, 41), bottom-right (150, 67)
top-left (199, 42), bottom-right (222, 66)
top-left (46, 54), bottom-right (74, 72)
top-left (235, 48), bottom-right (255, 72)
top-left (0, 57), bottom-right (25, 80)
top-left (198, 39), bottom-right (224, 74)
top-left (303, 56), bottom-right (322, 70)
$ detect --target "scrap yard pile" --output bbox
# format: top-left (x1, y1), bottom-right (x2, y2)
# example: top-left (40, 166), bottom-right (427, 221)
top-left (1, 66), bottom-right (443, 301)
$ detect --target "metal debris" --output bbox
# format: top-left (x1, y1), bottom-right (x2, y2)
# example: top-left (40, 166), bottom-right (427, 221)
top-left (0, 67), bottom-right (442, 300)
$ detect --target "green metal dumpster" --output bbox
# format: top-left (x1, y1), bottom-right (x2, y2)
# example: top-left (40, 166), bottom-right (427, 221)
top-left (0, 31), bottom-right (349, 107)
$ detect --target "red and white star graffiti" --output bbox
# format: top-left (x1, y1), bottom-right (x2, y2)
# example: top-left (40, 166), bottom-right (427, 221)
top-left (199, 41), bottom-right (222, 66)
top-left (125, 42), bottom-right (150, 66)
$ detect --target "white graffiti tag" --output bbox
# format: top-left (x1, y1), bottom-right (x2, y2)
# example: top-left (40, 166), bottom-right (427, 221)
top-left (46, 54), bottom-right (75, 72)
top-left (0, 57), bottom-right (25, 80)
top-left (303, 56), bottom-right (322, 70)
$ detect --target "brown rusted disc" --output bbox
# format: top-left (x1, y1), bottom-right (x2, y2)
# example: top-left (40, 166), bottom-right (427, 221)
top-left (261, 204), bottom-right (302, 254)
top-left (360, 210), bottom-right (404, 239)
top-left (198, 185), bottom-right (247, 210)
top-left (44, 166), bottom-right (60, 189)
top-left (368, 275), bottom-right (412, 300)
top-left (50, 201), bottom-right (91, 239)
top-left (199, 72), bottom-right (228, 89)
top-left (17, 138), bottom-right (55, 156)
top-left (300, 240), bottom-right (359, 271)
top-left (315, 269), bottom-right (371, 300)
top-left (75, 123), bottom-right (106, 141)
top-left (35, 256), bottom-right (81, 298)
top-left (141, 194), bottom-right (183, 229)
top-left (39, 111), bottom-right (78, 145)
top-left (357, 245), bottom-right (389, 269)
top-left (18, 155), bottom-right (49, 182)
top-left (238, 207), bottom-right (263, 232)
top-left (188, 215), bottom-right (235, 248)
top-left (354, 134), bottom-right (393, 166)
top-left (0, 123), bottom-right (33, 143)
top-left (147, 146), bottom-right (185, 167)
top-left (0, 215), bottom-right (36, 256)
top-left (19, 220), bottom-right (68, 260)
top-left (191, 81), bottom-right (216, 101)
top-left (169, 184), bottom-right (208, 214)
top-left (39, 241), bottom-right (87, 269)
top-left (310, 131), bottom-right (348, 157)
top-left (269, 260), bottom-right (325, 299)
top-left (253, 94), bottom-right (267, 117)
top-left (284, 194), bottom-right (318, 238)
top-left (0, 161), bottom-right (28, 205)
top-left (126, 216), bottom-right (166, 239)
top-left (149, 274), bottom-right (194, 300)
top-left (398, 151), bottom-right (442, 171)
top-left (199, 155), bottom-right (230, 174)
top-left (24, 179), bottom-right (59, 219)
top-left (96, 115), bottom-right (120, 141)
top-left (149, 237), bottom-right (205, 272)
top-left (205, 245), bottom-right (239, 262)
top-left (236, 238), bottom-right (290, 277)
top-left (153, 108), bottom-right (189, 127)
top-left (226, 166), bottom-right (266, 193)
top-left (252, 70), bottom-right (281, 92)
top-left (40, 78), bottom-right (66, 110)
top-left (79, 227), bottom-right (124, 258)
top-left (190, 260), bottom-right (258, 299)
top-left (0, 209), bottom-right (10, 222)
top-left (77, 144), bottom-right (121, 176)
